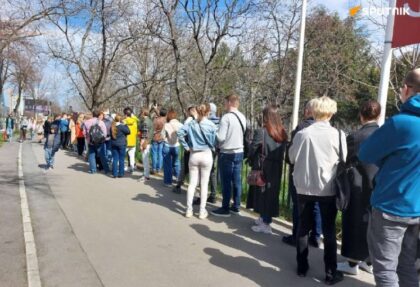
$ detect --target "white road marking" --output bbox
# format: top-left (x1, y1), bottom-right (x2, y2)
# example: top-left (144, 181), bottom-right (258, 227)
top-left (19, 143), bottom-right (42, 287)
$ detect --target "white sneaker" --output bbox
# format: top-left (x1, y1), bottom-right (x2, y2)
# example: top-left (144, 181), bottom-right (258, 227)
top-left (185, 210), bottom-right (193, 218)
top-left (359, 261), bottom-right (373, 274)
top-left (251, 223), bottom-right (272, 234)
top-left (198, 210), bottom-right (208, 219)
top-left (337, 262), bottom-right (359, 275)
top-left (254, 217), bottom-right (263, 225)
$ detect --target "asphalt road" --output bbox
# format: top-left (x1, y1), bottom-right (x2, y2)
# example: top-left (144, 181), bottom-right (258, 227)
top-left (0, 141), bottom-right (375, 287)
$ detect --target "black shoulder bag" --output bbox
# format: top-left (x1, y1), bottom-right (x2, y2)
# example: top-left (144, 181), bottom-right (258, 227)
top-left (334, 129), bottom-right (352, 211)
top-left (246, 129), bottom-right (266, 188)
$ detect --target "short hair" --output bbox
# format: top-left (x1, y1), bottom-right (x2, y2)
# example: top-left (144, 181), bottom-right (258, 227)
top-left (404, 69), bottom-right (420, 94)
top-left (92, 110), bottom-right (100, 118)
top-left (225, 93), bottom-right (240, 106)
top-left (304, 99), bottom-right (316, 113)
top-left (167, 109), bottom-right (177, 121)
top-left (159, 108), bottom-right (168, 117)
top-left (123, 107), bottom-right (132, 114)
top-left (360, 100), bottom-right (381, 121)
top-left (312, 96), bottom-right (337, 120)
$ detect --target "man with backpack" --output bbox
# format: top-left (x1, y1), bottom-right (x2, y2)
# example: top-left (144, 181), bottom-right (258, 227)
top-left (211, 94), bottom-right (247, 217)
top-left (83, 110), bottom-right (110, 174)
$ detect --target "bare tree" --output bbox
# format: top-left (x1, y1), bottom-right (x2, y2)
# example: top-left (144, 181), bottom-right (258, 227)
top-left (180, 0), bottom-right (253, 102)
top-left (47, 0), bottom-right (144, 111)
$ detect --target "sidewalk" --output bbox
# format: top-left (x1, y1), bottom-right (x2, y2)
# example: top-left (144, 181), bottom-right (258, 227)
top-left (25, 141), bottom-right (375, 287)
top-left (0, 142), bottom-right (26, 287)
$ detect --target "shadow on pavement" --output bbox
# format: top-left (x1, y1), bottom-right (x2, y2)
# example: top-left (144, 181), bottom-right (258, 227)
top-left (204, 247), bottom-right (283, 286)
top-left (133, 177), bottom-right (374, 287)
top-left (132, 179), bottom-right (186, 216)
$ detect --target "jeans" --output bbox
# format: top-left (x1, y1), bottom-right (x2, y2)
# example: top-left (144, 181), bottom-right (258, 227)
top-left (112, 145), bottom-right (126, 177)
top-left (163, 145), bottom-right (180, 185)
top-left (151, 141), bottom-right (164, 172)
top-left (290, 172), bottom-right (322, 239)
top-left (105, 140), bottom-right (113, 164)
top-left (219, 152), bottom-right (244, 210)
top-left (126, 146), bottom-right (136, 170)
top-left (88, 143), bottom-right (109, 173)
top-left (176, 150), bottom-right (190, 187)
top-left (7, 127), bottom-right (13, 142)
top-left (209, 153), bottom-right (218, 198)
top-left (142, 144), bottom-right (151, 178)
top-left (296, 195), bottom-right (337, 275)
top-left (44, 148), bottom-right (55, 167)
top-left (368, 208), bottom-right (420, 287)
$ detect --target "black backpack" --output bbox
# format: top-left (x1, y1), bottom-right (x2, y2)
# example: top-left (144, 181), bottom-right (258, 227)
top-left (89, 120), bottom-right (105, 145)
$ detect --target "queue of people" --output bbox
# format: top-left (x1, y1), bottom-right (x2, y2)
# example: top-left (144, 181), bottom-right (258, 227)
top-left (4, 68), bottom-right (419, 287)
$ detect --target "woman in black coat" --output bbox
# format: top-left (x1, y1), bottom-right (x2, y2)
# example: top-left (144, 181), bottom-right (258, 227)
top-left (247, 105), bottom-right (287, 234)
top-left (338, 100), bottom-right (381, 275)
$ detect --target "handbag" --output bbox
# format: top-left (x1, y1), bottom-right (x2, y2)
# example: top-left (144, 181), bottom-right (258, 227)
top-left (334, 129), bottom-right (352, 211)
top-left (247, 129), bottom-right (266, 187)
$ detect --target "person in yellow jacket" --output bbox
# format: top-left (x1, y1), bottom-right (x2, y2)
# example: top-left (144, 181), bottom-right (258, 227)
top-left (123, 107), bottom-right (139, 173)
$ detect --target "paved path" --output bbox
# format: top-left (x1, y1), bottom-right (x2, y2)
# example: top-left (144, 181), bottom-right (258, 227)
top-left (0, 141), bottom-right (376, 287)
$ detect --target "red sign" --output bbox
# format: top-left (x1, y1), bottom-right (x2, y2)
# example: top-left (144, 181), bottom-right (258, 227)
top-left (392, 0), bottom-right (420, 48)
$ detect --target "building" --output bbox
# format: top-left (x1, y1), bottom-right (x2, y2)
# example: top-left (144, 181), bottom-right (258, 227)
top-left (24, 98), bottom-right (50, 117)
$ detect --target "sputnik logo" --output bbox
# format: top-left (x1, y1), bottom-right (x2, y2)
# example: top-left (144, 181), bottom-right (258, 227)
top-left (349, 1), bottom-right (420, 17)
top-left (404, 1), bottom-right (420, 17)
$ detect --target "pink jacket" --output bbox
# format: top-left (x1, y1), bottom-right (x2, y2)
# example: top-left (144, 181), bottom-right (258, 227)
top-left (83, 118), bottom-right (107, 145)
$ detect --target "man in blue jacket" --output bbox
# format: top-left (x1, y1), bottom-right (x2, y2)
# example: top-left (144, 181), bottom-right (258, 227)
top-left (359, 68), bottom-right (420, 287)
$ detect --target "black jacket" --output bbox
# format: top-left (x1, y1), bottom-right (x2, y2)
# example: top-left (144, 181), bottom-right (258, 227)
top-left (246, 128), bottom-right (286, 217)
top-left (111, 124), bottom-right (130, 147)
top-left (341, 122), bottom-right (379, 261)
top-left (346, 122), bottom-right (379, 189)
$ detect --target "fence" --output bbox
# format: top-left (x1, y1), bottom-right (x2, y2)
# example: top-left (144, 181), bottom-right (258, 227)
top-left (136, 144), bottom-right (294, 220)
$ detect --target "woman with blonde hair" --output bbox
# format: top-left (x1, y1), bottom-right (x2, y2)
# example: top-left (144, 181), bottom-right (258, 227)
top-left (111, 114), bottom-right (130, 178)
top-left (289, 96), bottom-right (347, 284)
top-left (177, 104), bottom-right (217, 219)
top-left (75, 113), bottom-right (86, 156)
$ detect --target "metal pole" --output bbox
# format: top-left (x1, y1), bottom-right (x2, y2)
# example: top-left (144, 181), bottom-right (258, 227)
top-left (291, 0), bottom-right (308, 130)
top-left (377, 0), bottom-right (396, 126)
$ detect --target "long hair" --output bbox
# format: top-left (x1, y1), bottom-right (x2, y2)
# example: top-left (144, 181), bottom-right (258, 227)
top-left (263, 105), bottom-right (287, 143)
top-left (77, 113), bottom-right (85, 124)
top-left (112, 114), bottom-right (122, 139)
top-left (196, 104), bottom-right (210, 122)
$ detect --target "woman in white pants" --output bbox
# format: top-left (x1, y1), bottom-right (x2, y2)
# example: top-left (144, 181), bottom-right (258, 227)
top-left (177, 104), bottom-right (217, 219)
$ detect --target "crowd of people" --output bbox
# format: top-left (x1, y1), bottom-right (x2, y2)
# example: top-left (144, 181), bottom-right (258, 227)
top-left (3, 68), bottom-right (420, 287)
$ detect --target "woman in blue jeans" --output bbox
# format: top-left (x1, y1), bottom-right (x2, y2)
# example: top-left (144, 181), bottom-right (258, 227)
top-left (110, 115), bottom-right (130, 178)
top-left (162, 109), bottom-right (183, 186)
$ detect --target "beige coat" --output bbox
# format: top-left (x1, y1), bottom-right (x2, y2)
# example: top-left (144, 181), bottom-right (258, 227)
top-left (69, 119), bottom-right (76, 144)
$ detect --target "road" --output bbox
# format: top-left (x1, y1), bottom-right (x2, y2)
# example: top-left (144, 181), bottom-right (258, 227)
top-left (0, 141), bottom-right (375, 287)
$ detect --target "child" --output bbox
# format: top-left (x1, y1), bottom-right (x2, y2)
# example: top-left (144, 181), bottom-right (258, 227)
top-left (44, 123), bottom-right (61, 170)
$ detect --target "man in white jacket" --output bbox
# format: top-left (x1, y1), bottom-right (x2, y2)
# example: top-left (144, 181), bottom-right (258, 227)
top-left (289, 96), bottom-right (347, 285)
